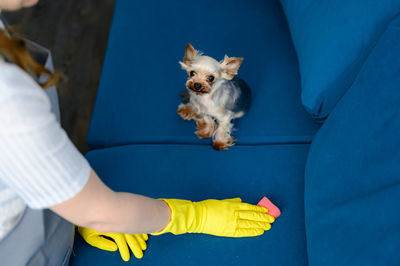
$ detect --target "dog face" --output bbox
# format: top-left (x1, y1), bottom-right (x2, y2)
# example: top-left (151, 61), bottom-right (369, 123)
top-left (179, 43), bottom-right (243, 95)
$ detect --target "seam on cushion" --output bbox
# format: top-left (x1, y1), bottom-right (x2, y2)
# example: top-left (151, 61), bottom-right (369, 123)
top-left (86, 134), bottom-right (317, 151)
top-left (86, 142), bottom-right (312, 153)
top-left (87, 139), bottom-right (314, 152)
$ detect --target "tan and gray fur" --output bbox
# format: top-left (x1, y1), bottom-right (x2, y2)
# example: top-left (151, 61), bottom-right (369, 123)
top-left (178, 43), bottom-right (251, 150)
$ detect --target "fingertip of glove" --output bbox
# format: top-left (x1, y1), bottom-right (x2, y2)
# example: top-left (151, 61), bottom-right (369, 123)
top-left (120, 252), bottom-right (130, 262)
top-left (132, 249), bottom-right (144, 260)
top-left (253, 228), bottom-right (265, 237)
top-left (256, 206), bottom-right (269, 213)
top-left (140, 241), bottom-right (148, 251)
top-left (268, 215), bottom-right (275, 223)
top-left (236, 228), bottom-right (265, 237)
top-left (259, 213), bottom-right (275, 223)
top-left (264, 223), bottom-right (272, 231)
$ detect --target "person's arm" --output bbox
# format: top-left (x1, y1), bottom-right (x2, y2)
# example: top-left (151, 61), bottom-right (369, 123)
top-left (0, 62), bottom-right (170, 235)
top-left (50, 168), bottom-right (171, 234)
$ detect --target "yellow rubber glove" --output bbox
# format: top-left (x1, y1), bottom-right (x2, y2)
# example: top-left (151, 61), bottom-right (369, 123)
top-left (78, 227), bottom-right (148, 261)
top-left (152, 198), bottom-right (275, 237)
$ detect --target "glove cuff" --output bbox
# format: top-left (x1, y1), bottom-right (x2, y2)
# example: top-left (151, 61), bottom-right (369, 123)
top-left (151, 199), bottom-right (176, 235)
top-left (151, 199), bottom-right (199, 235)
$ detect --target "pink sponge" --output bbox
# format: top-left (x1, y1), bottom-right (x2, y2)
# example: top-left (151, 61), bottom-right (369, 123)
top-left (257, 197), bottom-right (281, 218)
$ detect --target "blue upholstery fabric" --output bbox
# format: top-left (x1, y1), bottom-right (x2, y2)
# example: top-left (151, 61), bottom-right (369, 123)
top-left (71, 144), bottom-right (310, 266)
top-left (86, 0), bottom-right (320, 149)
top-left (304, 16), bottom-right (400, 266)
top-left (280, 0), bottom-right (400, 119)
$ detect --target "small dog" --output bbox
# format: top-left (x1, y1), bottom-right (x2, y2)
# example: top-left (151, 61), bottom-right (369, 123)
top-left (177, 43), bottom-right (251, 150)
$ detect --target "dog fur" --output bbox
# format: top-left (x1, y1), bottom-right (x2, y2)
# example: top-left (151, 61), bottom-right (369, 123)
top-left (178, 43), bottom-right (251, 150)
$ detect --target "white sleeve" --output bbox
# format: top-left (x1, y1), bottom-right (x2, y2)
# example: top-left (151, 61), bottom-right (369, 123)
top-left (0, 62), bottom-right (90, 209)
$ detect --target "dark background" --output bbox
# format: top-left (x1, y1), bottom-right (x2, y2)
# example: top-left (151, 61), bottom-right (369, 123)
top-left (2, 0), bottom-right (115, 153)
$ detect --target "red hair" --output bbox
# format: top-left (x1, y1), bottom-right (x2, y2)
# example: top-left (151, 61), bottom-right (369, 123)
top-left (0, 28), bottom-right (60, 88)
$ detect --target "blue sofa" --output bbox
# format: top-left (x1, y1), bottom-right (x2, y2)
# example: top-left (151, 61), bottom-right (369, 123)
top-left (70, 0), bottom-right (400, 265)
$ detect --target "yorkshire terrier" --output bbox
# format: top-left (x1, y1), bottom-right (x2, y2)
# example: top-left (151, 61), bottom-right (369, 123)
top-left (177, 43), bottom-right (251, 150)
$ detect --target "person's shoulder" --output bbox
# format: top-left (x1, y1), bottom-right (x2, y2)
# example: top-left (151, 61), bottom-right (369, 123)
top-left (0, 59), bottom-right (45, 99)
top-left (0, 60), bottom-right (52, 129)
top-left (0, 59), bottom-right (37, 87)
top-left (0, 60), bottom-right (50, 119)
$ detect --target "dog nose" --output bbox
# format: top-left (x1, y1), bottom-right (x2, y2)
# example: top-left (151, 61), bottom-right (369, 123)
top-left (193, 83), bottom-right (202, 91)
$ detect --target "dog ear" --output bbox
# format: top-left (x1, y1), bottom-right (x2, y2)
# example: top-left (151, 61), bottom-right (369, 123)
top-left (220, 55), bottom-right (243, 80)
top-left (179, 61), bottom-right (189, 70)
top-left (183, 43), bottom-right (197, 64)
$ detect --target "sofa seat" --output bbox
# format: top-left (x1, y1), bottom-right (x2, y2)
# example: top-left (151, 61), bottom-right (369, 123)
top-left (71, 144), bottom-right (310, 266)
top-left (86, 0), bottom-right (320, 149)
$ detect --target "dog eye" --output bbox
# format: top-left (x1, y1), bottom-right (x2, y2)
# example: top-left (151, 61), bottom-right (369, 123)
top-left (208, 75), bottom-right (215, 82)
top-left (190, 71), bottom-right (196, 77)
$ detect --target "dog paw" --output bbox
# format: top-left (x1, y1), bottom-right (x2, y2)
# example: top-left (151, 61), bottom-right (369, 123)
top-left (177, 104), bottom-right (196, 120)
top-left (195, 120), bottom-right (216, 139)
top-left (212, 137), bottom-right (235, 151)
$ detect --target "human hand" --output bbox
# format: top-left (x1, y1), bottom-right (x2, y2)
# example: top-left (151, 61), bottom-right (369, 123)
top-left (152, 198), bottom-right (274, 237)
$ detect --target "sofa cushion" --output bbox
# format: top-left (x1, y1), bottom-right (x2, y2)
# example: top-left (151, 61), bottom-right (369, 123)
top-left (280, 0), bottom-right (400, 119)
top-left (304, 16), bottom-right (400, 266)
top-left (86, 0), bottom-right (320, 149)
top-left (71, 143), bottom-right (310, 266)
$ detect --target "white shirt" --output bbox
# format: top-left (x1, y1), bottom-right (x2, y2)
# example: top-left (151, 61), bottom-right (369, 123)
top-left (0, 22), bottom-right (90, 239)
